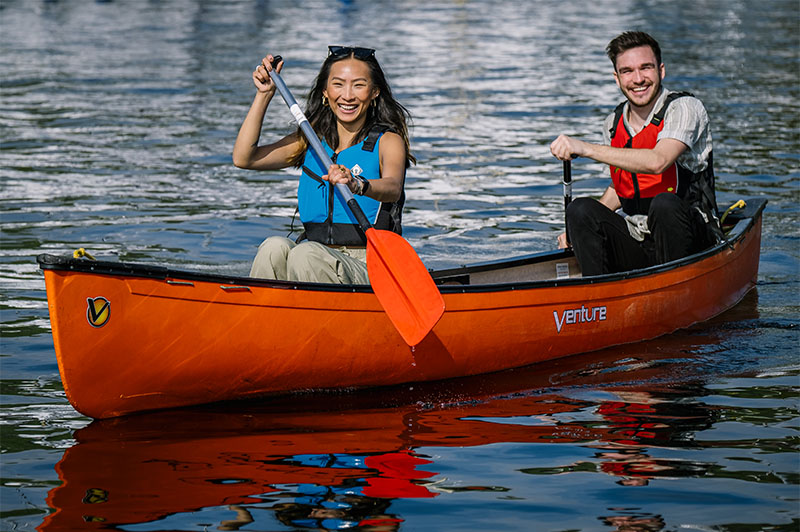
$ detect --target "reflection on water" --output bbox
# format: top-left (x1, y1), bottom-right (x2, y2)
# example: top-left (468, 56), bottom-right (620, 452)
top-left (33, 296), bottom-right (800, 531)
top-left (1, 0), bottom-right (798, 530)
top-left (38, 374), bottom-right (799, 531)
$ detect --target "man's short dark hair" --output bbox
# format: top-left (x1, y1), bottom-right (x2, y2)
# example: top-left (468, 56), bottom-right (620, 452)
top-left (606, 31), bottom-right (662, 71)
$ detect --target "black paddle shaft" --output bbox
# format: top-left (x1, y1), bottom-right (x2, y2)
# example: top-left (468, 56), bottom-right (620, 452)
top-left (563, 160), bottom-right (572, 245)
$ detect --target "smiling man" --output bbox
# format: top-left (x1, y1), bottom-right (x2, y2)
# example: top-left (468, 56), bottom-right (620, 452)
top-left (550, 31), bottom-right (721, 276)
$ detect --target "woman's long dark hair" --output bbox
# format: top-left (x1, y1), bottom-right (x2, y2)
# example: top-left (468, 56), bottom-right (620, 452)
top-left (289, 50), bottom-right (415, 168)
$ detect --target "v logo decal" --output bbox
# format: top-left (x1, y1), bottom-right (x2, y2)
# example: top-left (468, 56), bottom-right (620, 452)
top-left (86, 297), bottom-right (110, 328)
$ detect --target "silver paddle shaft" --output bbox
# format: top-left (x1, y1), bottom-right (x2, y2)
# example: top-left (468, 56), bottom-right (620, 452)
top-left (267, 67), bottom-right (368, 229)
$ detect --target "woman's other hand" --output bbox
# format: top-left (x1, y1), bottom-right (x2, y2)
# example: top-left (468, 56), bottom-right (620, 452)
top-left (254, 54), bottom-right (283, 94)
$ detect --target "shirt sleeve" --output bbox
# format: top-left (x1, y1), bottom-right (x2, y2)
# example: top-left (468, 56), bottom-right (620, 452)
top-left (602, 111), bottom-right (616, 145)
top-left (658, 96), bottom-right (707, 146)
top-left (658, 95), bottom-right (712, 173)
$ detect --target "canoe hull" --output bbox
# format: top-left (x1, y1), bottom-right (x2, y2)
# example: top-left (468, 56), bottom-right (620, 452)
top-left (41, 203), bottom-right (764, 418)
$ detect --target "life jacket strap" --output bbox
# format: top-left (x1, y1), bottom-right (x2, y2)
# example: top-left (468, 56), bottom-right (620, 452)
top-left (361, 123), bottom-right (392, 152)
top-left (609, 91), bottom-right (693, 139)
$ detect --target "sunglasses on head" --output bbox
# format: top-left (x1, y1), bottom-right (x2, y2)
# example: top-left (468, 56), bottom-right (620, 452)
top-left (328, 45), bottom-right (376, 59)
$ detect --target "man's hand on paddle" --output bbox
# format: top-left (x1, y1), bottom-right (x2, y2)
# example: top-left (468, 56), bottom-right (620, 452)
top-left (550, 134), bottom-right (587, 161)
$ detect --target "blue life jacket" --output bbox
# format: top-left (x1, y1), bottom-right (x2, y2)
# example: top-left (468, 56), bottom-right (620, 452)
top-left (298, 125), bottom-right (404, 246)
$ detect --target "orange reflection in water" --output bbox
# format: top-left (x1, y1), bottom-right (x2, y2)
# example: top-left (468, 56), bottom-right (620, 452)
top-left (40, 296), bottom-right (755, 531)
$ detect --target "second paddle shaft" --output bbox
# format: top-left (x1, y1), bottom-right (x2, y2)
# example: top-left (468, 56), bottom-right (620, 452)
top-left (563, 160), bottom-right (572, 245)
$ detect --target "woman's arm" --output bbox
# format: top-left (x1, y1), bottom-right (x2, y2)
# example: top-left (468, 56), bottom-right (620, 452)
top-left (232, 55), bottom-right (301, 170)
top-left (372, 132), bottom-right (406, 202)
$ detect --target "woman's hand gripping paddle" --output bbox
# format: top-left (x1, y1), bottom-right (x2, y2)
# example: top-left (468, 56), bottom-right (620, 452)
top-left (266, 56), bottom-right (444, 346)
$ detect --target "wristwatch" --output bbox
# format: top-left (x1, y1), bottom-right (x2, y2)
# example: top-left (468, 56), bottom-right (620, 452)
top-left (354, 175), bottom-right (370, 196)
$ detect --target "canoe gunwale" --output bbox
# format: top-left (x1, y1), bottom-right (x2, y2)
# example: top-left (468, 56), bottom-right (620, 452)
top-left (36, 197), bottom-right (766, 294)
top-left (37, 198), bottom-right (766, 418)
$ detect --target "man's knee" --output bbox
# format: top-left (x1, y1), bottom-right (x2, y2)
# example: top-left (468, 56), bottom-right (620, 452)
top-left (566, 198), bottom-right (612, 239)
top-left (649, 193), bottom-right (683, 219)
top-left (648, 193), bottom-right (692, 235)
top-left (566, 197), bottom-right (601, 225)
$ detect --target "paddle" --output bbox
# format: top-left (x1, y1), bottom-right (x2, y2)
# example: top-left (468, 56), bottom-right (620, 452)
top-left (266, 56), bottom-right (444, 346)
top-left (563, 160), bottom-right (572, 245)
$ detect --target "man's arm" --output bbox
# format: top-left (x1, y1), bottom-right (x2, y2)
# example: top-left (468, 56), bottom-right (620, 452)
top-left (598, 185), bottom-right (621, 211)
top-left (550, 135), bottom-right (688, 175)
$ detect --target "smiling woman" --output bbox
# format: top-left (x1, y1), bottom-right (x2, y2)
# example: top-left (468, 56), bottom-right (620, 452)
top-left (232, 46), bottom-right (415, 284)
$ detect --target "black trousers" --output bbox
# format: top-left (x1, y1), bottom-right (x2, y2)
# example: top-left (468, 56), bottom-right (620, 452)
top-left (566, 193), bottom-right (715, 276)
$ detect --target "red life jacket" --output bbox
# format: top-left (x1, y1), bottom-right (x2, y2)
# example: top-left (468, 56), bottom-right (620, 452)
top-left (609, 92), bottom-right (693, 215)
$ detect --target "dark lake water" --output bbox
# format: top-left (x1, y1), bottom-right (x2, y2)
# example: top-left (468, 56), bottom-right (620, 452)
top-left (1, 0), bottom-right (798, 530)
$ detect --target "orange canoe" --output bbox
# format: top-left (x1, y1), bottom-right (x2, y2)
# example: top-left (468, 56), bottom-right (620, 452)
top-left (37, 199), bottom-right (765, 419)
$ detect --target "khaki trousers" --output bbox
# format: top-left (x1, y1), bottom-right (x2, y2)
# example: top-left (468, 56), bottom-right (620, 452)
top-left (249, 236), bottom-right (369, 284)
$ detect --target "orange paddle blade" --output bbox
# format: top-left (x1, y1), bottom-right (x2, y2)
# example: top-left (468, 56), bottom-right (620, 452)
top-left (365, 229), bottom-right (445, 346)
